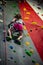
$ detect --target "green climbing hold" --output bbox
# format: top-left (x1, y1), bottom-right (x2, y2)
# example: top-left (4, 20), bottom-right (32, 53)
top-left (13, 50), bottom-right (16, 53)
top-left (29, 46), bottom-right (32, 49)
top-left (25, 49), bottom-right (32, 56)
top-left (12, 4), bottom-right (17, 7)
top-left (32, 59), bottom-right (36, 63)
top-left (14, 61), bottom-right (16, 63)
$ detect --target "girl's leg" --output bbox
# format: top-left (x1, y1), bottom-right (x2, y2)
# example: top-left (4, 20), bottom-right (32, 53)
top-left (8, 28), bottom-right (12, 38)
top-left (17, 31), bottom-right (23, 40)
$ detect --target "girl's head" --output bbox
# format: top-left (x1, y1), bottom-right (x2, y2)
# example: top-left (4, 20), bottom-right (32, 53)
top-left (14, 14), bottom-right (22, 20)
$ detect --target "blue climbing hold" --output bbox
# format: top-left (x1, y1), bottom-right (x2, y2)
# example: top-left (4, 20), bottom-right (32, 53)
top-left (10, 57), bottom-right (13, 59)
top-left (3, 39), bottom-right (6, 42)
top-left (9, 46), bottom-right (13, 49)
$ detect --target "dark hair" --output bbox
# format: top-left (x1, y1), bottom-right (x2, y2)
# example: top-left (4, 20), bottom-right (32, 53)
top-left (14, 14), bottom-right (22, 20)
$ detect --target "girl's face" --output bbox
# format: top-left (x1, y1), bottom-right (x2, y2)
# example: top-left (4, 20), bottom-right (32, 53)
top-left (12, 18), bottom-right (17, 22)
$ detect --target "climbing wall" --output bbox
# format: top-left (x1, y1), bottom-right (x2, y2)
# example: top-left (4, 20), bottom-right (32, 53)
top-left (0, 1), bottom-right (43, 65)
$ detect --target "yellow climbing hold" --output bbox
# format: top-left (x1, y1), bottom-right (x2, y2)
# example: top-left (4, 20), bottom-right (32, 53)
top-left (35, 63), bottom-right (40, 65)
top-left (0, 19), bottom-right (3, 23)
top-left (26, 12), bottom-right (30, 15)
top-left (26, 33), bottom-right (30, 36)
top-left (25, 42), bottom-right (30, 46)
top-left (30, 49), bottom-right (34, 54)
top-left (23, 8), bottom-right (27, 11)
top-left (40, 26), bottom-right (43, 29)
top-left (24, 17), bottom-right (29, 20)
top-left (32, 22), bottom-right (37, 25)
top-left (23, 25), bottom-right (26, 30)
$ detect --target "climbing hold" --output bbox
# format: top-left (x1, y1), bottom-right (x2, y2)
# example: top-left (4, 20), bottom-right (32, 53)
top-left (14, 61), bottom-right (16, 63)
top-left (13, 50), bottom-right (16, 53)
top-left (40, 26), bottom-right (43, 29)
top-left (23, 25), bottom-right (26, 30)
top-left (23, 56), bottom-right (25, 58)
top-left (25, 42), bottom-right (30, 46)
top-left (9, 46), bottom-right (13, 49)
top-left (10, 57), bottom-right (13, 59)
top-left (23, 8), bottom-right (27, 11)
top-left (29, 46), bottom-right (32, 49)
top-left (25, 49), bottom-right (32, 56)
top-left (0, 58), bottom-right (2, 61)
top-left (26, 12), bottom-right (30, 15)
top-left (30, 29), bottom-right (32, 32)
top-left (31, 22), bottom-right (37, 25)
top-left (26, 33), bottom-right (30, 36)
top-left (32, 59), bottom-right (36, 63)
top-left (14, 39), bottom-right (21, 45)
top-left (0, 19), bottom-right (3, 23)
top-left (3, 39), bottom-right (6, 42)
top-left (12, 4), bottom-right (16, 7)
top-left (6, 36), bottom-right (11, 41)
top-left (35, 63), bottom-right (40, 65)
top-left (30, 49), bottom-right (34, 54)
top-left (24, 17), bottom-right (29, 20)
top-left (37, 7), bottom-right (41, 9)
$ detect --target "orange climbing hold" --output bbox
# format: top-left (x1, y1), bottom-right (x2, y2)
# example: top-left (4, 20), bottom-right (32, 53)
top-left (31, 22), bottom-right (37, 25)
top-left (40, 26), bottom-right (43, 29)
top-left (26, 12), bottom-right (30, 15)
top-left (24, 17), bottom-right (29, 20)
top-left (23, 8), bottom-right (27, 11)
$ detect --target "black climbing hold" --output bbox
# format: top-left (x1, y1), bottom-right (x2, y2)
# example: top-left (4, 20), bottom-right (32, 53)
top-left (14, 39), bottom-right (21, 45)
top-left (37, 7), bottom-right (41, 9)
top-left (30, 29), bottom-right (32, 32)
top-left (6, 36), bottom-right (11, 41)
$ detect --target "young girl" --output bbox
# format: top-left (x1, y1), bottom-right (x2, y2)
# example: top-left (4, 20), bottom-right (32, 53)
top-left (8, 14), bottom-right (24, 40)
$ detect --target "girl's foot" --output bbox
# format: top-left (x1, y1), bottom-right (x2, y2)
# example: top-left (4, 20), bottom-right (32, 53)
top-left (10, 36), bottom-right (12, 39)
top-left (17, 35), bottom-right (23, 40)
